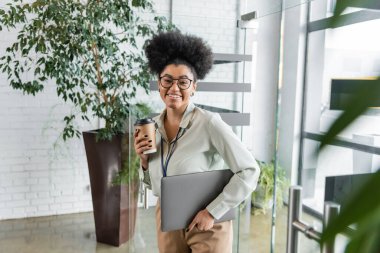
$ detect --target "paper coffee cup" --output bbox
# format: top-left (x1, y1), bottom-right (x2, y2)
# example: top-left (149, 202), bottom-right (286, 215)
top-left (134, 118), bottom-right (157, 154)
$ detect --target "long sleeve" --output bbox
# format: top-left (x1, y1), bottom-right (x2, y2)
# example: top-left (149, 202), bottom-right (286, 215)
top-left (205, 114), bottom-right (261, 219)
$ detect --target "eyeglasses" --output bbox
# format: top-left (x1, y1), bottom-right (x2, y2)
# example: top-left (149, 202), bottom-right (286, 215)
top-left (159, 76), bottom-right (193, 90)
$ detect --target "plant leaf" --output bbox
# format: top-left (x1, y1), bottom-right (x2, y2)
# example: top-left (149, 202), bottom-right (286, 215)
top-left (321, 170), bottom-right (380, 243)
top-left (345, 226), bottom-right (380, 253)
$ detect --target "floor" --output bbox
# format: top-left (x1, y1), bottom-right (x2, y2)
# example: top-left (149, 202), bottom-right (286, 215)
top-left (0, 206), bottom-right (317, 253)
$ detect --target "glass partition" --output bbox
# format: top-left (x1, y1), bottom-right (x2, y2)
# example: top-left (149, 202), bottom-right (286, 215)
top-left (126, 0), bottom-right (315, 252)
top-left (302, 2), bottom-right (380, 215)
top-left (295, 0), bottom-right (380, 252)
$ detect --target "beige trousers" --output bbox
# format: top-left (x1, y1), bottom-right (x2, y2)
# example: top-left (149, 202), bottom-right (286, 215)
top-left (155, 201), bottom-right (233, 253)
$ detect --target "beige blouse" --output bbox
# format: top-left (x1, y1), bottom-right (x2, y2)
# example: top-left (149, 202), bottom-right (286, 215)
top-left (139, 102), bottom-right (260, 219)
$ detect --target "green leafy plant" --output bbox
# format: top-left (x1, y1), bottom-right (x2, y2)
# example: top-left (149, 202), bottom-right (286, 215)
top-left (0, 0), bottom-right (174, 141)
top-left (321, 171), bottom-right (380, 252)
top-left (319, 1), bottom-right (380, 252)
top-left (251, 161), bottom-right (289, 215)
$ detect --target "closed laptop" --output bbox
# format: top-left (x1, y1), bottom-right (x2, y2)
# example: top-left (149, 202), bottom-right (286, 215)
top-left (160, 169), bottom-right (236, 232)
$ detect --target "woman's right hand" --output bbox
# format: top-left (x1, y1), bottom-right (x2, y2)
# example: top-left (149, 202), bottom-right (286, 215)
top-left (134, 129), bottom-right (151, 170)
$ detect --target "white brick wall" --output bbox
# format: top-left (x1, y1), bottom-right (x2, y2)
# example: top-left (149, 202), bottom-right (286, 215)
top-left (0, 77), bottom-right (96, 219)
top-left (0, 1), bottom-right (97, 217)
top-left (0, 0), bottom-right (253, 220)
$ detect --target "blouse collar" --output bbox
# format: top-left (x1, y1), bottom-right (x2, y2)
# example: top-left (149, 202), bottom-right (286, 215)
top-left (156, 102), bottom-right (196, 141)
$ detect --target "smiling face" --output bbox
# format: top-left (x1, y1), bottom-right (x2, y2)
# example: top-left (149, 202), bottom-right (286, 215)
top-left (158, 64), bottom-right (197, 112)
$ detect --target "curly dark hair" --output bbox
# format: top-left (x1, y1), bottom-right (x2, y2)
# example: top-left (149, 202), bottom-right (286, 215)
top-left (144, 31), bottom-right (213, 80)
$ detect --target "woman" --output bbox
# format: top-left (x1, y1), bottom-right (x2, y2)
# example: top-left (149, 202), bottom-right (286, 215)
top-left (134, 31), bottom-right (260, 253)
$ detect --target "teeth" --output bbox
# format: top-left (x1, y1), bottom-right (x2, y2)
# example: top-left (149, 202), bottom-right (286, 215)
top-left (168, 94), bottom-right (181, 98)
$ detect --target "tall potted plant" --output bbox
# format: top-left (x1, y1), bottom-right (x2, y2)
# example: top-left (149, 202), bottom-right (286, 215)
top-left (0, 0), bottom-right (174, 246)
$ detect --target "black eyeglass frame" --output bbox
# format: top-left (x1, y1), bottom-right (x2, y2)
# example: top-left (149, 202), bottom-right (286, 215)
top-left (158, 76), bottom-right (194, 90)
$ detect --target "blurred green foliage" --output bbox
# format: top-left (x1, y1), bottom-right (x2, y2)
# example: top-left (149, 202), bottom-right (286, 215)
top-left (319, 1), bottom-right (380, 252)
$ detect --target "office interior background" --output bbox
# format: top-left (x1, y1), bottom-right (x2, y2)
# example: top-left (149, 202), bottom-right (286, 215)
top-left (0, 0), bottom-right (379, 252)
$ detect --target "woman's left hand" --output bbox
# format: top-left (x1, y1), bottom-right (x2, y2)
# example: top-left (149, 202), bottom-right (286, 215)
top-left (187, 209), bottom-right (215, 232)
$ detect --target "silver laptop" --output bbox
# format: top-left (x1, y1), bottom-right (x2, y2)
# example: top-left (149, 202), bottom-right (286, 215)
top-left (160, 169), bottom-right (236, 232)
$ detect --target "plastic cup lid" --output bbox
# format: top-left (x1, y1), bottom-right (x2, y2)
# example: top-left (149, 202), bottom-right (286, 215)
top-left (134, 118), bottom-right (155, 126)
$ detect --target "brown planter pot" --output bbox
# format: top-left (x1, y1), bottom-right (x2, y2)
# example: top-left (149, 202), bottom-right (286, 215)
top-left (83, 130), bottom-right (139, 247)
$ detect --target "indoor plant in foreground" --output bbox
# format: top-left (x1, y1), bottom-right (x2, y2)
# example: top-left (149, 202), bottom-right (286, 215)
top-left (0, 0), bottom-right (173, 246)
top-left (318, 1), bottom-right (380, 252)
